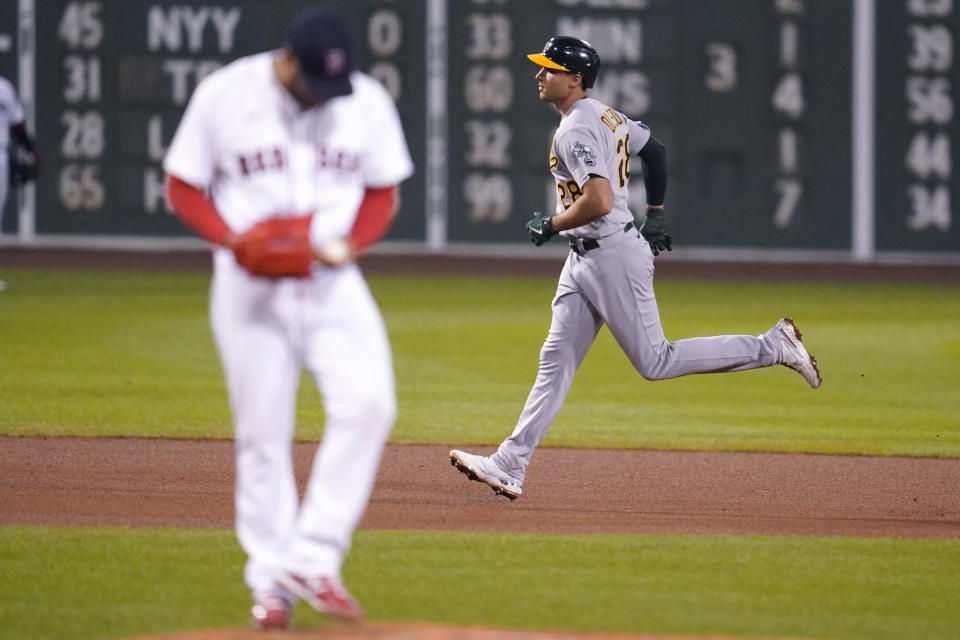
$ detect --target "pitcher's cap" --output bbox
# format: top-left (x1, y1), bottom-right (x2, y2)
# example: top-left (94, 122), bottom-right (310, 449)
top-left (287, 8), bottom-right (353, 99)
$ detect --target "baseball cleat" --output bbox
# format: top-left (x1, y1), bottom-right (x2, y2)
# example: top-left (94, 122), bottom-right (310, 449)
top-left (449, 449), bottom-right (523, 500)
top-left (250, 594), bottom-right (292, 630)
top-left (274, 571), bottom-right (363, 622)
top-left (776, 318), bottom-right (822, 389)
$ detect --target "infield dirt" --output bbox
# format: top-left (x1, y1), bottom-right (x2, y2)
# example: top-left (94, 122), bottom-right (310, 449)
top-left (3, 436), bottom-right (958, 640)
top-left (2, 436), bottom-right (958, 537)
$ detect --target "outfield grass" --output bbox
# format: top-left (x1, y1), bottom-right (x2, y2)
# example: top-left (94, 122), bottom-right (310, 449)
top-left (1, 268), bottom-right (957, 456)
top-left (1, 267), bottom-right (958, 640)
top-left (0, 527), bottom-right (957, 640)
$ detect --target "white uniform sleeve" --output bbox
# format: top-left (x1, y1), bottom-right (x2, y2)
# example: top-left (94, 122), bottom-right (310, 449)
top-left (555, 128), bottom-right (609, 188)
top-left (0, 78), bottom-right (24, 150)
top-left (0, 77), bottom-right (25, 125)
top-left (163, 76), bottom-right (220, 188)
top-left (627, 118), bottom-right (652, 155)
top-left (360, 81), bottom-right (414, 188)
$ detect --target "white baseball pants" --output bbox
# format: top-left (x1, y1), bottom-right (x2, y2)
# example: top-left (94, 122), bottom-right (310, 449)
top-left (493, 230), bottom-right (783, 481)
top-left (210, 250), bottom-right (395, 600)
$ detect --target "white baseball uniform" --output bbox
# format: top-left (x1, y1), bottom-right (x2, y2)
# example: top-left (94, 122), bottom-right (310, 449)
top-left (491, 98), bottom-right (784, 482)
top-left (163, 51), bottom-right (413, 601)
top-left (0, 74), bottom-right (26, 219)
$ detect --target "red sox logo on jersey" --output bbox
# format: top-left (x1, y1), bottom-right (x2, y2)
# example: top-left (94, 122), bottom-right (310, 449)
top-left (315, 143), bottom-right (360, 173)
top-left (238, 148), bottom-right (285, 176)
top-left (237, 145), bottom-right (360, 177)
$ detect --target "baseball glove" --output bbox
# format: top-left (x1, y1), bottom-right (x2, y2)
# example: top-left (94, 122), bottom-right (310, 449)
top-left (233, 215), bottom-right (314, 277)
top-left (9, 152), bottom-right (39, 187)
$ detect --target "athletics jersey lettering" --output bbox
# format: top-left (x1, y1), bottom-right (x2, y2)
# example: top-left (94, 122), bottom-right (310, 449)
top-left (615, 133), bottom-right (631, 188)
top-left (599, 107), bottom-right (625, 133)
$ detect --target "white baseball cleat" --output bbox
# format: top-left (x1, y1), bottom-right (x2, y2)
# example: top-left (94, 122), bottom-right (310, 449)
top-left (449, 449), bottom-right (523, 500)
top-left (776, 318), bottom-right (822, 389)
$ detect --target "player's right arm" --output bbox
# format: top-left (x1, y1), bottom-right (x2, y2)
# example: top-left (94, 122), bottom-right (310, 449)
top-left (165, 175), bottom-right (235, 248)
top-left (163, 73), bottom-right (234, 247)
top-left (548, 175), bottom-right (614, 232)
top-left (547, 128), bottom-right (615, 232)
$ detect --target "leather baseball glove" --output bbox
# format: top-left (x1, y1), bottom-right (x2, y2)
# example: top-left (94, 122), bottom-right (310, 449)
top-left (233, 215), bottom-right (314, 277)
top-left (9, 152), bottom-right (39, 187)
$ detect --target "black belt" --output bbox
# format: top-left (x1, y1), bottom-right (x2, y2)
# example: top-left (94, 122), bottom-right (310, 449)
top-left (568, 237), bottom-right (599, 255)
top-left (568, 221), bottom-right (635, 256)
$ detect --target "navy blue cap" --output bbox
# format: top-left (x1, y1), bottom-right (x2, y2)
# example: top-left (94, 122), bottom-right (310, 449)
top-left (286, 8), bottom-right (353, 99)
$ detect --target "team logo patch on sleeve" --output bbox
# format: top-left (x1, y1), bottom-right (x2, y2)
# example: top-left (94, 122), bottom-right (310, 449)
top-left (571, 141), bottom-right (597, 167)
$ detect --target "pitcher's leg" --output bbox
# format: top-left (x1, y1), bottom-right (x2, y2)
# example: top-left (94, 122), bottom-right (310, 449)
top-left (287, 272), bottom-right (395, 576)
top-left (212, 275), bottom-right (300, 599)
top-left (494, 284), bottom-right (602, 482)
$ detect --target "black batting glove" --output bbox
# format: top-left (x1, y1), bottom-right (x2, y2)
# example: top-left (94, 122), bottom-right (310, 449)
top-left (640, 207), bottom-right (673, 256)
top-left (526, 211), bottom-right (557, 246)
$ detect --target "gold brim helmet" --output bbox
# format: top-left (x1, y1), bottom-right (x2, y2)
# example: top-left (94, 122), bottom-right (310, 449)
top-left (527, 35), bottom-right (601, 89)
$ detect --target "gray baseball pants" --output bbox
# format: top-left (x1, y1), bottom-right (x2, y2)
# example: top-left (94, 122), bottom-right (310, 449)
top-left (493, 229), bottom-right (783, 482)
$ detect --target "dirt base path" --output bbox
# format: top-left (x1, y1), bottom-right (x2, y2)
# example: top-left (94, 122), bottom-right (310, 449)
top-left (2, 436), bottom-right (958, 538)
top-left (3, 437), bottom-right (958, 640)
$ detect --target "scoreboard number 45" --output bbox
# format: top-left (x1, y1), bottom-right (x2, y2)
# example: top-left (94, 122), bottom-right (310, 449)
top-left (57, 1), bottom-right (107, 212)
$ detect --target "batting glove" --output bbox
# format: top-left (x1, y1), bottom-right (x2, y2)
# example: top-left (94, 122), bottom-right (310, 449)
top-left (640, 207), bottom-right (673, 256)
top-left (526, 211), bottom-right (556, 246)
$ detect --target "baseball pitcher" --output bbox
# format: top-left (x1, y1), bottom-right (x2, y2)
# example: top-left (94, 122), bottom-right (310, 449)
top-left (163, 8), bottom-right (413, 629)
top-left (450, 36), bottom-right (821, 501)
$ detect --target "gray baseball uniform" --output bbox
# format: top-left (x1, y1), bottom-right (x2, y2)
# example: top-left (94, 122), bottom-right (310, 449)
top-left (491, 98), bottom-right (784, 482)
top-left (0, 75), bottom-right (26, 218)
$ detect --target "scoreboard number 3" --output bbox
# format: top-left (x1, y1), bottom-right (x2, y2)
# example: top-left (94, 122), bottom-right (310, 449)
top-left (704, 42), bottom-right (737, 93)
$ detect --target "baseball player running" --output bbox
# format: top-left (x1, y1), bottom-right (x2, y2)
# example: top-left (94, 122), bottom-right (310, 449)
top-left (450, 36), bottom-right (821, 501)
top-left (163, 8), bottom-right (413, 629)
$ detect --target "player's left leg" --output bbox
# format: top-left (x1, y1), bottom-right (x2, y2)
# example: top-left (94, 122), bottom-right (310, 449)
top-left (278, 266), bottom-right (394, 618)
top-left (590, 233), bottom-right (781, 380)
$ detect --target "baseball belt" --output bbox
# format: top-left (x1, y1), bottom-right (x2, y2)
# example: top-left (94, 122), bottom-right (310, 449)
top-left (568, 221), bottom-right (636, 256)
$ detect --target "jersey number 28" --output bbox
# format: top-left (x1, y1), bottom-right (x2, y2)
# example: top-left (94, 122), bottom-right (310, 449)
top-left (615, 133), bottom-right (631, 189)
